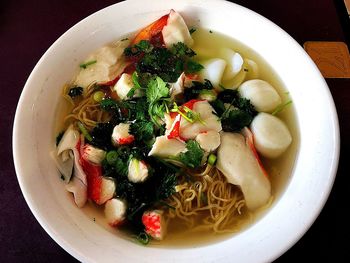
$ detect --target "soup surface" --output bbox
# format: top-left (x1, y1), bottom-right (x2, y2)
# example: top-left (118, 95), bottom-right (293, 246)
top-left (53, 11), bottom-right (299, 247)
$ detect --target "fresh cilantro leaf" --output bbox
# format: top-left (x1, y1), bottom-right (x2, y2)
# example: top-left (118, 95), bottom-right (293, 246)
top-left (185, 60), bottom-right (204, 73)
top-left (127, 72), bottom-right (143, 98)
top-left (178, 140), bottom-right (204, 168)
top-left (137, 47), bottom-right (182, 82)
top-left (210, 99), bottom-right (226, 116)
top-left (152, 102), bottom-right (168, 117)
top-left (156, 172), bottom-right (177, 200)
top-left (171, 42), bottom-right (196, 57)
top-left (189, 28), bottom-right (196, 34)
top-left (217, 89), bottom-right (238, 103)
top-left (90, 122), bottom-right (115, 151)
top-left (135, 40), bottom-right (153, 53)
top-left (130, 121), bottom-right (154, 142)
top-left (183, 79), bottom-right (214, 101)
top-left (115, 157), bottom-right (129, 177)
top-left (132, 71), bottom-right (142, 90)
top-left (146, 76), bottom-right (169, 104)
top-left (100, 98), bottom-right (118, 111)
top-left (124, 40), bottom-right (152, 57)
top-left (221, 109), bottom-right (253, 132)
top-left (134, 98), bottom-right (149, 120)
top-left (211, 89), bottom-right (257, 132)
top-left (123, 46), bottom-right (135, 57)
top-left (235, 97), bottom-right (256, 116)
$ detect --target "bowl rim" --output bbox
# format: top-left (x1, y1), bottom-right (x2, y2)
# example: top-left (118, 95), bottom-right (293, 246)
top-left (13, 0), bottom-right (340, 262)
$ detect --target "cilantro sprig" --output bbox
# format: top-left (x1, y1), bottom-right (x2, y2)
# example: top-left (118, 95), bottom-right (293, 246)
top-left (146, 76), bottom-right (170, 127)
top-left (177, 140), bottom-right (204, 168)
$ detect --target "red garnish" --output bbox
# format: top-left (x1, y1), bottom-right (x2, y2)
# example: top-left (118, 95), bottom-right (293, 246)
top-left (123, 63), bottom-right (137, 74)
top-left (149, 31), bottom-right (166, 48)
top-left (182, 99), bottom-right (204, 110)
top-left (76, 140), bottom-right (104, 203)
top-left (242, 127), bottom-right (269, 178)
top-left (118, 135), bottom-right (135, 145)
top-left (84, 163), bottom-right (103, 203)
top-left (185, 73), bottom-right (199, 80)
top-left (167, 117), bottom-right (181, 139)
top-left (142, 213), bottom-right (161, 235)
top-left (131, 14), bottom-right (169, 45)
top-left (100, 75), bottom-right (121, 87)
top-left (100, 63), bottom-right (137, 87)
top-left (169, 112), bottom-right (178, 119)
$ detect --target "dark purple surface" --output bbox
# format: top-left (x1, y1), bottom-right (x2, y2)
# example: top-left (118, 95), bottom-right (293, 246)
top-left (1, 0), bottom-right (348, 262)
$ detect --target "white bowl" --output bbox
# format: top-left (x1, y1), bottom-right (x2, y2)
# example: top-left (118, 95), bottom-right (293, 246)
top-left (13, 0), bottom-right (339, 262)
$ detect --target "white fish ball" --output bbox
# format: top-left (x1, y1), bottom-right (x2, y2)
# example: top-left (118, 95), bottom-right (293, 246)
top-left (239, 79), bottom-right (281, 112)
top-left (251, 113), bottom-right (292, 158)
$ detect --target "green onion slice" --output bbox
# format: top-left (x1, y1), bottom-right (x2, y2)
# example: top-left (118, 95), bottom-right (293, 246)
top-left (77, 121), bottom-right (93, 142)
top-left (208, 153), bottom-right (217, 166)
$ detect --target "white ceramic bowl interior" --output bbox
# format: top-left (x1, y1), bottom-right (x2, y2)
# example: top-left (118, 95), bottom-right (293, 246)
top-left (13, 0), bottom-right (339, 262)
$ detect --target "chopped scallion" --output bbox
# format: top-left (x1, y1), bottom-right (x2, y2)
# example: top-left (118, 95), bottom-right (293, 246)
top-left (136, 232), bottom-right (150, 245)
top-left (93, 91), bottom-right (105, 102)
top-left (106, 151), bottom-right (118, 165)
top-left (208, 153), bottom-right (217, 165)
top-left (79, 60), bottom-right (97, 69)
top-left (272, 100), bottom-right (292, 115)
top-left (77, 121), bottom-right (93, 141)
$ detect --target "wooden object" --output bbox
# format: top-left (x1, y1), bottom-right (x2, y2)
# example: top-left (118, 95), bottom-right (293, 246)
top-left (304, 41), bottom-right (350, 78)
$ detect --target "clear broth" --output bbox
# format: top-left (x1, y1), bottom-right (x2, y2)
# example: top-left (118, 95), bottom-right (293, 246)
top-left (156, 29), bottom-right (299, 247)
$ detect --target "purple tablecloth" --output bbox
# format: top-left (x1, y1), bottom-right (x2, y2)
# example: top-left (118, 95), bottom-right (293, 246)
top-left (1, 0), bottom-right (348, 262)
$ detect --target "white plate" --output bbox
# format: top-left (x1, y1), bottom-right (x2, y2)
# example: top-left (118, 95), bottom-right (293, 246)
top-left (13, 0), bottom-right (339, 262)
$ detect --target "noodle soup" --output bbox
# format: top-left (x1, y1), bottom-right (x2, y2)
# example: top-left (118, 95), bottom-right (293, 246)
top-left (52, 10), bottom-right (298, 246)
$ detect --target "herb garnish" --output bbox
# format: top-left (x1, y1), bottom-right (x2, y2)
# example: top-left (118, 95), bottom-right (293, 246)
top-left (170, 102), bottom-right (205, 124)
top-left (272, 100), bottom-right (292, 115)
top-left (210, 89), bottom-right (257, 132)
top-left (146, 76), bottom-right (170, 127)
top-left (125, 40), bottom-right (203, 82)
top-left (177, 140), bottom-right (204, 168)
top-left (79, 60), bottom-right (97, 69)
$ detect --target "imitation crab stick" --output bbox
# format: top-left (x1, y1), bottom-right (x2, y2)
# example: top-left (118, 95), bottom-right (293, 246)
top-left (131, 14), bottom-right (169, 45)
top-left (142, 210), bottom-right (167, 240)
top-left (242, 127), bottom-right (268, 178)
top-left (216, 132), bottom-right (271, 210)
top-left (78, 140), bottom-right (115, 205)
top-left (111, 123), bottom-right (135, 146)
